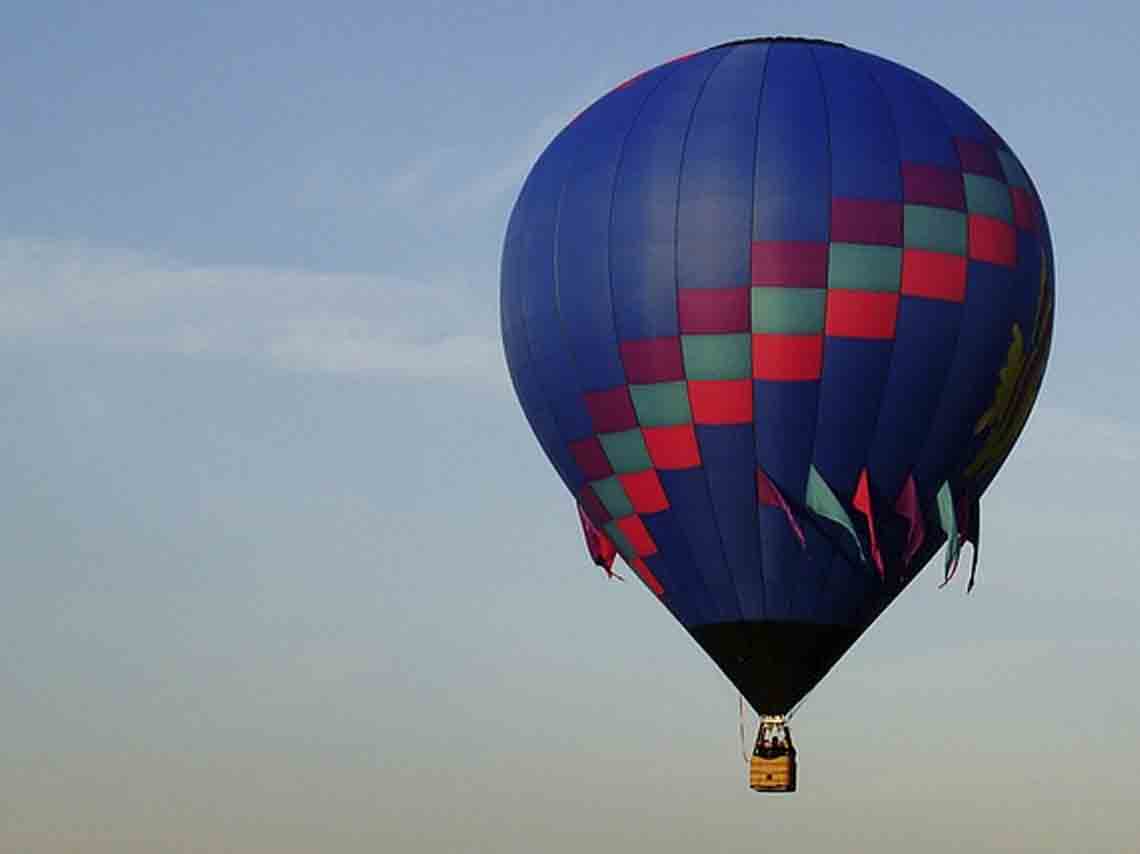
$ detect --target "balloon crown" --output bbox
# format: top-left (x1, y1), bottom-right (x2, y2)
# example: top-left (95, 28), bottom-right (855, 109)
top-left (713, 36), bottom-right (847, 48)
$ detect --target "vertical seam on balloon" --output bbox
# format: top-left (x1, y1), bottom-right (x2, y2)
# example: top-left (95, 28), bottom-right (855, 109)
top-left (745, 42), bottom-right (773, 621)
top-left (500, 197), bottom-right (522, 396)
top-left (506, 158), bottom-right (580, 492)
top-left (844, 50), bottom-right (905, 584)
top-left (945, 113), bottom-right (1050, 498)
top-left (672, 46), bottom-right (748, 624)
top-left (603, 59), bottom-right (719, 618)
top-left (805, 44), bottom-right (852, 621)
top-left (891, 65), bottom-right (973, 503)
top-left (514, 134), bottom-right (590, 491)
top-left (551, 80), bottom-right (683, 614)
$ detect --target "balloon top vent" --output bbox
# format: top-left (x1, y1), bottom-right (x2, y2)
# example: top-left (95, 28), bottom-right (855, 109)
top-left (713, 36), bottom-right (846, 49)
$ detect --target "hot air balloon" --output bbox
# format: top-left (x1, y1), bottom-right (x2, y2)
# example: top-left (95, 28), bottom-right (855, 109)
top-left (500, 36), bottom-right (1054, 792)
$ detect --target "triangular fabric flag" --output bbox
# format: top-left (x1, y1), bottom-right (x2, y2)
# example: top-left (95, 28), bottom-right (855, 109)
top-left (577, 504), bottom-right (620, 579)
top-left (936, 482), bottom-right (960, 586)
top-left (894, 474), bottom-right (926, 567)
top-left (960, 492), bottom-right (981, 593)
top-left (757, 468), bottom-right (806, 548)
top-left (852, 469), bottom-right (885, 578)
top-left (805, 466), bottom-right (866, 564)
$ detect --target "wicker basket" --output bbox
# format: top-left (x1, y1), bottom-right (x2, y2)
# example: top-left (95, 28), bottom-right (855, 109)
top-left (750, 752), bottom-right (797, 792)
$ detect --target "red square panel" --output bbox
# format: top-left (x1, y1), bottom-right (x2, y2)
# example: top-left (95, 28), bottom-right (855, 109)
top-left (568, 436), bottom-right (614, 480)
top-left (688, 379), bottom-right (753, 425)
top-left (583, 387), bottom-right (637, 434)
top-left (618, 470), bottom-right (670, 514)
top-left (752, 334), bottom-right (823, 381)
top-left (830, 198), bottom-right (903, 246)
top-left (629, 556), bottom-right (665, 596)
top-left (678, 288), bottom-right (750, 333)
top-left (902, 162), bottom-right (965, 210)
top-left (901, 249), bottom-right (968, 302)
top-left (968, 215), bottom-right (1017, 267)
top-left (1009, 186), bottom-right (1037, 232)
top-left (825, 291), bottom-right (899, 339)
top-left (751, 241), bottom-right (828, 287)
top-left (615, 515), bottom-right (658, 557)
top-left (955, 137), bottom-right (1004, 180)
top-left (619, 337), bottom-right (684, 384)
top-left (642, 424), bottom-right (701, 469)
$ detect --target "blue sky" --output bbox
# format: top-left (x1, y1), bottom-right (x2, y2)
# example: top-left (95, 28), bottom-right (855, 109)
top-left (2, 2), bottom-right (1138, 851)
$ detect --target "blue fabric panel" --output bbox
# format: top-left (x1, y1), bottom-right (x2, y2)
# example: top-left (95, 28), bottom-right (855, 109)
top-left (509, 359), bottom-right (583, 493)
top-left (1027, 169), bottom-right (1056, 267)
top-left (520, 122), bottom-right (596, 441)
top-left (802, 524), bottom-right (859, 622)
top-left (812, 45), bottom-right (901, 202)
top-left (754, 505), bottom-right (813, 621)
top-left (1011, 231), bottom-right (1045, 343)
top-left (677, 43), bottom-right (769, 290)
top-left (753, 380), bottom-right (820, 501)
top-left (858, 51), bottom-right (959, 169)
top-left (611, 50), bottom-right (727, 341)
top-left (642, 510), bottom-right (717, 625)
top-left (972, 231), bottom-right (1050, 498)
top-left (813, 339), bottom-right (895, 497)
top-left (557, 65), bottom-right (680, 392)
top-left (658, 467), bottom-right (742, 622)
top-left (643, 553), bottom-right (701, 626)
top-left (899, 65), bottom-right (991, 142)
top-left (815, 536), bottom-right (879, 626)
top-left (867, 296), bottom-right (964, 500)
top-left (500, 192), bottom-right (527, 395)
top-left (914, 261), bottom-right (1019, 494)
top-left (695, 424), bottom-right (765, 619)
top-left (501, 160), bottom-right (534, 396)
top-left (752, 44), bottom-right (830, 242)
top-left (964, 231), bottom-right (1046, 495)
top-left (502, 171), bottom-right (585, 493)
top-left (801, 549), bottom-right (843, 624)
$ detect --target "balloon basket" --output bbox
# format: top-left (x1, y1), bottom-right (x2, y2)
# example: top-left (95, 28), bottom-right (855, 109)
top-left (749, 716), bottom-right (797, 793)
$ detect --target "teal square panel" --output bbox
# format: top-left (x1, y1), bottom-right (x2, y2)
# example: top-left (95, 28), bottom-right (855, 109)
top-left (750, 288), bottom-right (826, 334)
top-left (904, 205), bottom-right (967, 255)
top-left (591, 476), bottom-right (634, 518)
top-left (997, 150), bottom-right (1030, 189)
top-left (598, 429), bottom-right (653, 474)
top-left (964, 174), bottom-right (1013, 222)
top-left (629, 382), bottom-right (691, 427)
top-left (827, 243), bottom-right (901, 292)
top-left (681, 334), bottom-right (751, 380)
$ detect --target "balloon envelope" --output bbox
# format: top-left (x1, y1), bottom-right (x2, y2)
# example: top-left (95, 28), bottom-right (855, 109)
top-left (500, 38), bottom-right (1053, 714)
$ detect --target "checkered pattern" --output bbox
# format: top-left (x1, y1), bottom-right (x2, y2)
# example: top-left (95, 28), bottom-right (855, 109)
top-left (568, 136), bottom-right (1045, 590)
top-left (744, 137), bottom-right (1043, 361)
top-left (899, 136), bottom-right (1039, 302)
top-left (573, 330), bottom-right (757, 573)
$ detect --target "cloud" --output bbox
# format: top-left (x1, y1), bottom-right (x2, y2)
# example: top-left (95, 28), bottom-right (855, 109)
top-left (0, 237), bottom-right (506, 388)
top-left (438, 104), bottom-right (583, 217)
top-left (373, 89), bottom-right (595, 222)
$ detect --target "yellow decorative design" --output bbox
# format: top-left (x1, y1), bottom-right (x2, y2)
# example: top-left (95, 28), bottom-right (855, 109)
top-left (964, 248), bottom-right (1054, 481)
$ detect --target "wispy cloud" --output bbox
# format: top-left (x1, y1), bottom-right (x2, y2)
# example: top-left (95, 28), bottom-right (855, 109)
top-left (375, 85), bottom-right (598, 222)
top-left (0, 238), bottom-right (506, 388)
